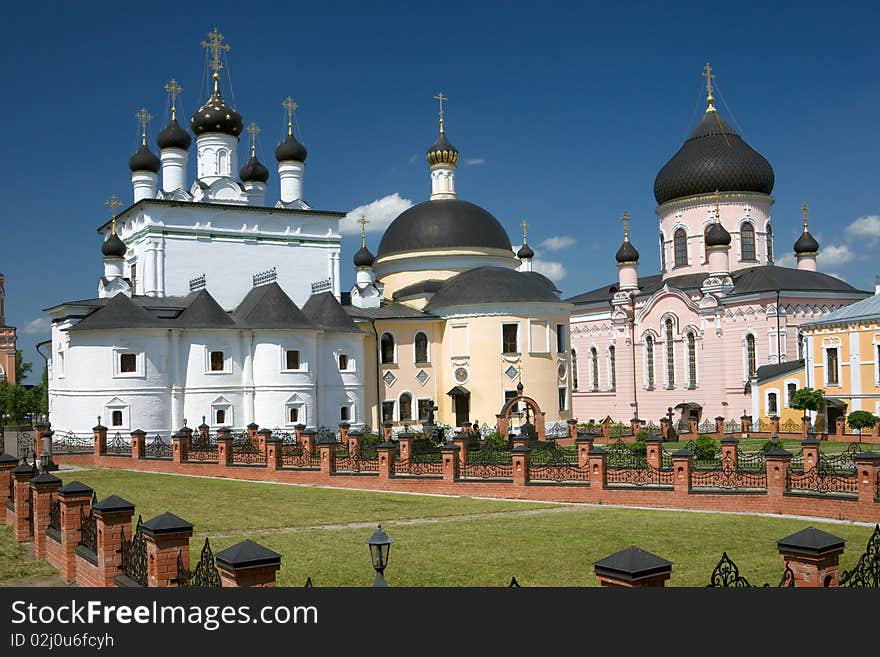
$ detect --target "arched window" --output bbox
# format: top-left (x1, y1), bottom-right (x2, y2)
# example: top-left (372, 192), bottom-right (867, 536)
top-left (767, 392), bottom-right (778, 415)
top-left (399, 393), bottom-right (412, 421)
top-left (674, 228), bottom-right (688, 267)
top-left (704, 224), bottom-right (712, 262)
top-left (645, 336), bottom-right (655, 389)
top-left (380, 333), bottom-right (395, 364)
top-left (590, 347), bottom-right (599, 390)
top-left (787, 383), bottom-right (797, 406)
top-left (609, 346), bottom-right (616, 391)
top-left (414, 332), bottom-right (428, 363)
top-left (687, 332), bottom-right (697, 388)
top-left (571, 349), bottom-right (579, 391)
top-left (665, 319), bottom-right (675, 388)
top-left (746, 334), bottom-right (756, 378)
top-left (659, 234), bottom-right (666, 271)
top-left (741, 222), bottom-right (756, 261)
top-left (217, 150), bottom-right (227, 174)
top-left (766, 224), bottom-right (773, 262)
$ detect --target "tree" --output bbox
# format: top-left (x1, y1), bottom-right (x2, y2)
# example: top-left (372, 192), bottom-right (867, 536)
top-left (790, 387), bottom-right (825, 415)
top-left (15, 349), bottom-right (32, 384)
top-left (847, 410), bottom-right (876, 438)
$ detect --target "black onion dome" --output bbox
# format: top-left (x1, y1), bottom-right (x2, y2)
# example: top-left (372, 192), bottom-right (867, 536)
top-left (517, 243), bottom-right (535, 259)
top-left (239, 155), bottom-right (269, 183)
top-left (615, 240), bottom-right (640, 263)
top-left (190, 89), bottom-right (243, 137)
top-left (426, 131), bottom-right (459, 166)
top-left (653, 110), bottom-right (774, 205)
top-left (353, 246), bottom-right (375, 267)
top-left (101, 234), bottom-right (127, 258)
top-left (128, 143), bottom-right (160, 173)
top-left (274, 133), bottom-right (308, 162)
top-left (705, 222), bottom-right (732, 247)
top-left (157, 118), bottom-right (192, 150)
top-left (794, 230), bottom-right (819, 254)
top-left (377, 199), bottom-right (512, 257)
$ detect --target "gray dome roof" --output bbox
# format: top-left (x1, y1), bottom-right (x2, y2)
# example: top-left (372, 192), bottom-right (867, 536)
top-left (517, 243), bottom-right (535, 259)
top-left (190, 86), bottom-right (243, 137)
top-left (275, 133), bottom-right (307, 162)
top-left (239, 155), bottom-right (269, 183)
top-left (615, 240), bottom-right (640, 263)
top-left (128, 143), bottom-right (160, 173)
top-left (653, 110), bottom-right (774, 205)
top-left (157, 118), bottom-right (192, 150)
top-left (794, 230), bottom-right (819, 254)
top-left (705, 221), bottom-right (731, 247)
top-left (424, 266), bottom-right (562, 311)
top-left (377, 199), bottom-right (512, 257)
top-left (101, 234), bottom-right (126, 257)
top-left (426, 131), bottom-right (458, 166)
top-left (353, 245), bottom-right (375, 267)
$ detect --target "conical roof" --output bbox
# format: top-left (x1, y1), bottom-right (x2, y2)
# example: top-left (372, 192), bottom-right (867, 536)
top-left (302, 291), bottom-right (362, 333)
top-left (233, 282), bottom-right (312, 329)
top-left (174, 289), bottom-right (236, 328)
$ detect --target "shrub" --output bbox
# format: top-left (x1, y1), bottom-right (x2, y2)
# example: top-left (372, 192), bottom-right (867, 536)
top-left (628, 438), bottom-right (647, 457)
top-left (361, 433), bottom-right (381, 446)
top-left (692, 434), bottom-right (717, 461)
top-left (483, 432), bottom-right (506, 448)
top-left (847, 410), bottom-right (876, 437)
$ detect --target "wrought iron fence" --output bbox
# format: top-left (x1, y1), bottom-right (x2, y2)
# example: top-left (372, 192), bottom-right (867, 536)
top-left (396, 443), bottom-right (443, 476)
top-left (660, 449), bottom-right (674, 470)
top-left (51, 431), bottom-right (93, 454)
top-left (578, 423), bottom-right (602, 437)
top-left (545, 422), bottom-right (569, 439)
top-left (723, 420), bottom-right (741, 434)
top-left (735, 448), bottom-right (767, 473)
top-left (606, 439), bottom-right (647, 469)
top-left (188, 432), bottom-right (219, 463)
top-left (104, 432), bottom-right (131, 456)
top-left (335, 442), bottom-right (379, 473)
top-left (467, 442), bottom-right (513, 464)
top-left (698, 419), bottom-right (716, 434)
top-left (280, 444), bottom-right (321, 469)
top-left (119, 516), bottom-right (148, 586)
top-left (528, 447), bottom-right (588, 483)
top-left (47, 498), bottom-right (61, 536)
top-left (78, 493), bottom-right (98, 554)
top-left (606, 464), bottom-right (674, 487)
top-left (459, 461), bottom-right (513, 479)
top-left (691, 454), bottom-right (767, 491)
top-left (143, 434), bottom-right (173, 460)
top-left (176, 538), bottom-right (222, 588)
top-left (786, 466), bottom-right (858, 496)
top-left (609, 422), bottom-right (633, 438)
top-left (838, 525), bottom-right (880, 588)
top-left (684, 440), bottom-right (723, 470)
top-left (789, 443), bottom-right (860, 476)
top-left (707, 552), bottom-right (795, 587)
top-left (754, 418), bottom-right (772, 433)
top-left (17, 427), bottom-right (33, 459)
top-left (231, 438), bottom-right (266, 465)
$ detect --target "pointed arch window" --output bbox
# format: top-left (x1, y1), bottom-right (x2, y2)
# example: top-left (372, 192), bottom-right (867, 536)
top-left (741, 222), bottom-right (756, 261)
top-left (645, 336), bottom-right (655, 390)
top-left (609, 345), bottom-right (616, 391)
top-left (766, 224), bottom-right (773, 262)
top-left (665, 319), bottom-right (676, 388)
top-left (687, 331), bottom-right (697, 389)
top-left (414, 332), bottom-right (429, 364)
top-left (590, 347), bottom-right (599, 391)
top-left (674, 228), bottom-right (688, 267)
top-left (571, 349), bottom-right (579, 391)
top-left (746, 334), bottom-right (756, 379)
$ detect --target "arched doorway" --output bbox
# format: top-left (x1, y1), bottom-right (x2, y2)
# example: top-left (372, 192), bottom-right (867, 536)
top-left (496, 394), bottom-right (546, 441)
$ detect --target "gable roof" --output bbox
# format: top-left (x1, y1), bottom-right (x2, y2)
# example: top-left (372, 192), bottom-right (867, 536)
top-left (174, 289), bottom-right (237, 328)
top-left (233, 282), bottom-right (313, 329)
top-left (755, 359), bottom-right (804, 383)
top-left (301, 292), bottom-right (363, 333)
top-left (69, 293), bottom-right (166, 331)
top-left (801, 292), bottom-right (880, 328)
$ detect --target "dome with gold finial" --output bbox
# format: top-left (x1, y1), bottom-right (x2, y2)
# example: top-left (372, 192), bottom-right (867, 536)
top-left (190, 76), bottom-right (243, 138)
top-left (426, 131), bottom-right (458, 166)
top-left (794, 203), bottom-right (819, 254)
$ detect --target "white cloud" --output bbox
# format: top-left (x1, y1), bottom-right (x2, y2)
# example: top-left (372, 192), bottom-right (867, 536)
top-left (819, 244), bottom-right (855, 266)
top-left (21, 317), bottom-right (49, 336)
top-left (342, 193), bottom-right (413, 235)
top-left (531, 259), bottom-right (567, 281)
top-left (463, 158), bottom-right (485, 166)
top-left (845, 215), bottom-right (880, 244)
top-left (539, 235), bottom-right (576, 252)
top-left (774, 252), bottom-right (797, 268)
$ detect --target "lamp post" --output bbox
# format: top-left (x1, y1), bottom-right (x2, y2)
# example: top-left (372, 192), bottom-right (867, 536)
top-left (366, 524), bottom-right (393, 587)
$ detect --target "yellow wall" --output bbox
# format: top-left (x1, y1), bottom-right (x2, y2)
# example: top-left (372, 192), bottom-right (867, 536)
top-left (756, 368), bottom-right (805, 425)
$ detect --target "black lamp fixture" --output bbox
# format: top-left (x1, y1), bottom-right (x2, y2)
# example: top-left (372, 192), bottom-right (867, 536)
top-left (366, 524), bottom-right (393, 587)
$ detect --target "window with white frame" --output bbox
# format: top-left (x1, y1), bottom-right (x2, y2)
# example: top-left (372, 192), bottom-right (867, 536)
top-left (380, 333), bottom-right (396, 364)
top-left (210, 396), bottom-right (232, 426)
top-left (338, 353), bottom-right (354, 372)
top-left (825, 347), bottom-right (839, 385)
top-left (608, 346), bottom-right (616, 391)
top-left (340, 406), bottom-right (350, 422)
top-left (767, 391), bottom-right (778, 416)
top-left (206, 347), bottom-right (231, 374)
top-left (645, 335), bottom-right (655, 390)
top-left (558, 387), bottom-right (567, 411)
top-left (571, 349), bottom-right (579, 391)
top-left (283, 348), bottom-right (303, 371)
top-left (665, 318), bottom-right (676, 389)
top-left (414, 332), bottom-right (429, 364)
top-left (285, 394), bottom-right (306, 426)
top-left (745, 334), bottom-right (756, 379)
top-left (556, 324), bottom-right (566, 353)
top-left (381, 401), bottom-right (395, 423)
top-left (105, 397), bottom-right (129, 430)
top-left (686, 332), bottom-right (697, 389)
top-left (502, 323), bottom-right (519, 354)
top-left (590, 347), bottom-right (599, 391)
top-left (114, 349), bottom-right (143, 378)
top-left (786, 382), bottom-right (797, 407)
top-left (399, 393), bottom-right (413, 421)
top-left (874, 340), bottom-right (880, 385)
top-left (417, 398), bottom-right (434, 422)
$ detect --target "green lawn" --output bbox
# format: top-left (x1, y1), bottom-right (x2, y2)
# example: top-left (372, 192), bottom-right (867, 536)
top-left (0, 526), bottom-right (56, 582)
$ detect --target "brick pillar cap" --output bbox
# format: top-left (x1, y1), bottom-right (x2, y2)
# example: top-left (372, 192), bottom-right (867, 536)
top-left (34, 422), bottom-right (50, 430)
top-left (777, 527), bottom-right (846, 556)
top-left (349, 429), bottom-right (364, 436)
top-left (316, 435), bottom-right (337, 445)
top-left (378, 440), bottom-right (397, 449)
top-left (720, 435), bottom-right (740, 444)
top-left (765, 447), bottom-right (792, 457)
top-left (0, 454), bottom-right (19, 464)
top-left (630, 418), bottom-right (643, 423)
top-left (216, 539), bottom-right (281, 570)
top-left (512, 445), bottom-right (531, 453)
top-left (12, 463), bottom-right (36, 475)
top-left (440, 442), bottom-right (460, 452)
top-left (645, 435), bottom-right (663, 443)
top-left (802, 435), bottom-right (821, 445)
top-left (715, 416), bottom-right (725, 421)
top-left (171, 431), bottom-right (185, 439)
top-left (294, 423), bottom-right (306, 430)
top-left (769, 415), bottom-right (780, 421)
top-left (589, 446), bottom-right (607, 455)
top-left (178, 425), bottom-right (193, 434)
top-left (671, 449), bottom-right (693, 458)
top-left (302, 429), bottom-right (317, 436)
top-left (93, 495), bottom-right (135, 514)
top-left (383, 421), bottom-right (393, 428)
top-left (247, 423), bottom-right (260, 429)
top-left (198, 422), bottom-right (210, 430)
top-left (567, 418), bottom-right (578, 424)
top-left (594, 546), bottom-right (672, 581)
top-left (338, 422), bottom-right (351, 429)
top-left (575, 435), bottom-right (594, 442)
top-left (142, 511), bottom-right (194, 536)
top-left (265, 436), bottom-right (283, 443)
top-left (130, 429), bottom-right (146, 437)
top-left (31, 472), bottom-right (62, 486)
top-left (93, 424), bottom-right (107, 432)
top-left (855, 451), bottom-right (880, 461)
top-left (257, 428), bottom-right (272, 436)
top-left (58, 481), bottom-right (94, 497)
top-left (217, 427), bottom-right (232, 435)
top-left (397, 432), bottom-right (415, 439)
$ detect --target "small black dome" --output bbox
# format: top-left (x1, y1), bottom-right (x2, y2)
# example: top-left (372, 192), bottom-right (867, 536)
top-left (517, 243), bottom-right (535, 259)
top-left (190, 86), bottom-right (243, 137)
top-left (128, 143), bottom-right (160, 173)
top-left (353, 246), bottom-right (375, 268)
top-left (101, 234), bottom-right (126, 258)
top-left (794, 230), bottom-right (819, 254)
top-left (705, 222), bottom-right (732, 247)
top-left (239, 155), bottom-right (269, 183)
top-left (615, 240), bottom-right (640, 263)
top-left (653, 110), bottom-right (774, 205)
top-left (275, 132), bottom-right (308, 163)
top-left (427, 131), bottom-right (459, 166)
top-left (157, 117), bottom-right (192, 150)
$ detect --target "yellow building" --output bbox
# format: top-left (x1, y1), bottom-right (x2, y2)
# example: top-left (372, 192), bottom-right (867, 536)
top-left (756, 288), bottom-right (880, 427)
top-left (343, 110), bottom-right (573, 433)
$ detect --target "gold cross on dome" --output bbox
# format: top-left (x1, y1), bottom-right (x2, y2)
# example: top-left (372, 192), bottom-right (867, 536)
top-left (802, 202), bottom-right (809, 230)
top-left (714, 189), bottom-right (721, 222)
top-left (105, 194), bottom-right (122, 235)
top-left (164, 79), bottom-right (183, 118)
top-left (702, 62), bottom-right (716, 109)
top-left (521, 219), bottom-right (528, 243)
top-left (621, 211), bottom-right (630, 240)
top-left (201, 27), bottom-right (230, 77)
top-left (282, 96), bottom-right (298, 135)
top-left (433, 92), bottom-right (448, 132)
top-left (246, 122), bottom-right (260, 156)
top-left (358, 216), bottom-right (369, 247)
top-left (135, 107), bottom-right (153, 144)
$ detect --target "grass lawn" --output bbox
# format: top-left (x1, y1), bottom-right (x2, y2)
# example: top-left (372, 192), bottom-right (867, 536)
top-left (0, 526), bottom-right (57, 582)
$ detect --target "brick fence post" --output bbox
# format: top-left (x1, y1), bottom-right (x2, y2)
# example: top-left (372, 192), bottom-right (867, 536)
top-left (576, 435), bottom-right (594, 469)
top-left (672, 449), bottom-right (692, 494)
top-left (56, 482), bottom-right (94, 583)
top-left (216, 540), bottom-right (282, 587)
top-left (588, 446), bottom-right (607, 489)
top-left (339, 422), bottom-right (351, 446)
top-left (646, 434), bottom-right (663, 470)
top-left (872, 419), bottom-right (880, 441)
top-left (142, 512), bottom-right (194, 588)
top-left (264, 437), bottom-right (281, 471)
top-left (801, 415), bottom-right (811, 440)
top-left (397, 432), bottom-right (414, 462)
top-left (11, 461), bottom-right (37, 541)
top-left (835, 418), bottom-right (845, 440)
top-left (630, 417), bottom-right (642, 436)
top-left (512, 445), bottom-right (530, 487)
top-left (567, 418), bottom-right (578, 441)
top-left (93, 421), bottom-right (107, 457)
top-left (217, 427), bottom-right (233, 466)
top-left (130, 429), bottom-right (146, 460)
top-left (777, 527), bottom-right (847, 587)
top-left (30, 470), bottom-right (62, 560)
top-left (301, 429), bottom-right (316, 457)
top-left (257, 428), bottom-right (272, 453)
top-left (247, 423), bottom-right (259, 447)
top-left (715, 416), bottom-right (725, 435)
top-left (382, 421), bottom-right (393, 442)
top-left (720, 435), bottom-right (739, 469)
top-left (348, 431), bottom-right (362, 457)
top-left (594, 546), bottom-right (672, 587)
top-left (854, 451), bottom-right (880, 506)
top-left (441, 443), bottom-right (459, 482)
top-left (171, 431), bottom-right (187, 464)
top-left (801, 434), bottom-right (820, 472)
top-left (660, 418), bottom-right (670, 440)
top-left (769, 415), bottom-right (780, 436)
top-left (294, 423), bottom-right (305, 444)
top-left (92, 495), bottom-right (135, 587)
top-left (0, 454), bottom-right (17, 523)
top-left (689, 419), bottom-right (698, 435)
top-left (319, 436), bottom-right (336, 476)
top-left (453, 433), bottom-right (469, 465)
top-left (512, 433), bottom-right (529, 449)
top-left (601, 418), bottom-right (611, 441)
top-left (765, 447), bottom-right (792, 512)
top-left (740, 414), bottom-right (751, 437)
top-left (377, 441), bottom-right (396, 479)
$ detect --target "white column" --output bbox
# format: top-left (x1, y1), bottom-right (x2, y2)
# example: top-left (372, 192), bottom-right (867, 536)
top-left (146, 241), bottom-right (159, 297)
top-left (278, 161), bottom-right (304, 203)
top-left (132, 171), bottom-right (158, 203)
top-left (157, 239), bottom-right (166, 298)
top-left (850, 331), bottom-right (861, 410)
top-left (242, 331), bottom-right (255, 426)
top-left (196, 134), bottom-right (239, 186)
top-left (160, 148), bottom-right (188, 193)
top-left (170, 330), bottom-right (183, 431)
top-left (332, 248), bottom-right (341, 300)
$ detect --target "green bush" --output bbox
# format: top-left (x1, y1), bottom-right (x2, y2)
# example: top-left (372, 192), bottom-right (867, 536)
top-left (361, 433), bottom-right (381, 446)
top-left (483, 432), bottom-right (506, 448)
top-left (692, 434), bottom-right (717, 461)
top-left (847, 410), bottom-right (876, 436)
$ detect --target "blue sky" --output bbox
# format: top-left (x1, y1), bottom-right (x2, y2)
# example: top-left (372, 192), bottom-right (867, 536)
top-left (1, 1), bottom-right (878, 382)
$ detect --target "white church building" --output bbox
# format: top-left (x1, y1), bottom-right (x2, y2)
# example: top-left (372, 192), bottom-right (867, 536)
top-left (44, 29), bottom-right (368, 437)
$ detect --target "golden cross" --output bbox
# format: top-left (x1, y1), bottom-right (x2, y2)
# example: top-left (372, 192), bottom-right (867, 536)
top-left (714, 189), bottom-right (721, 222)
top-left (802, 202), bottom-right (809, 231)
top-left (521, 219), bottom-right (528, 243)
top-left (282, 96), bottom-right (298, 135)
top-left (201, 27), bottom-right (230, 77)
top-left (433, 92), bottom-right (448, 132)
top-left (621, 211), bottom-right (630, 241)
top-left (246, 122), bottom-right (260, 156)
top-left (164, 79), bottom-right (183, 119)
top-left (358, 216), bottom-right (369, 248)
top-left (105, 194), bottom-right (122, 235)
top-left (702, 62), bottom-right (716, 109)
top-left (135, 107), bottom-right (152, 145)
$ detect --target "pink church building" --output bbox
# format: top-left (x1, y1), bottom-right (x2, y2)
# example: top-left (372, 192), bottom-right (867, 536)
top-left (568, 69), bottom-right (870, 427)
